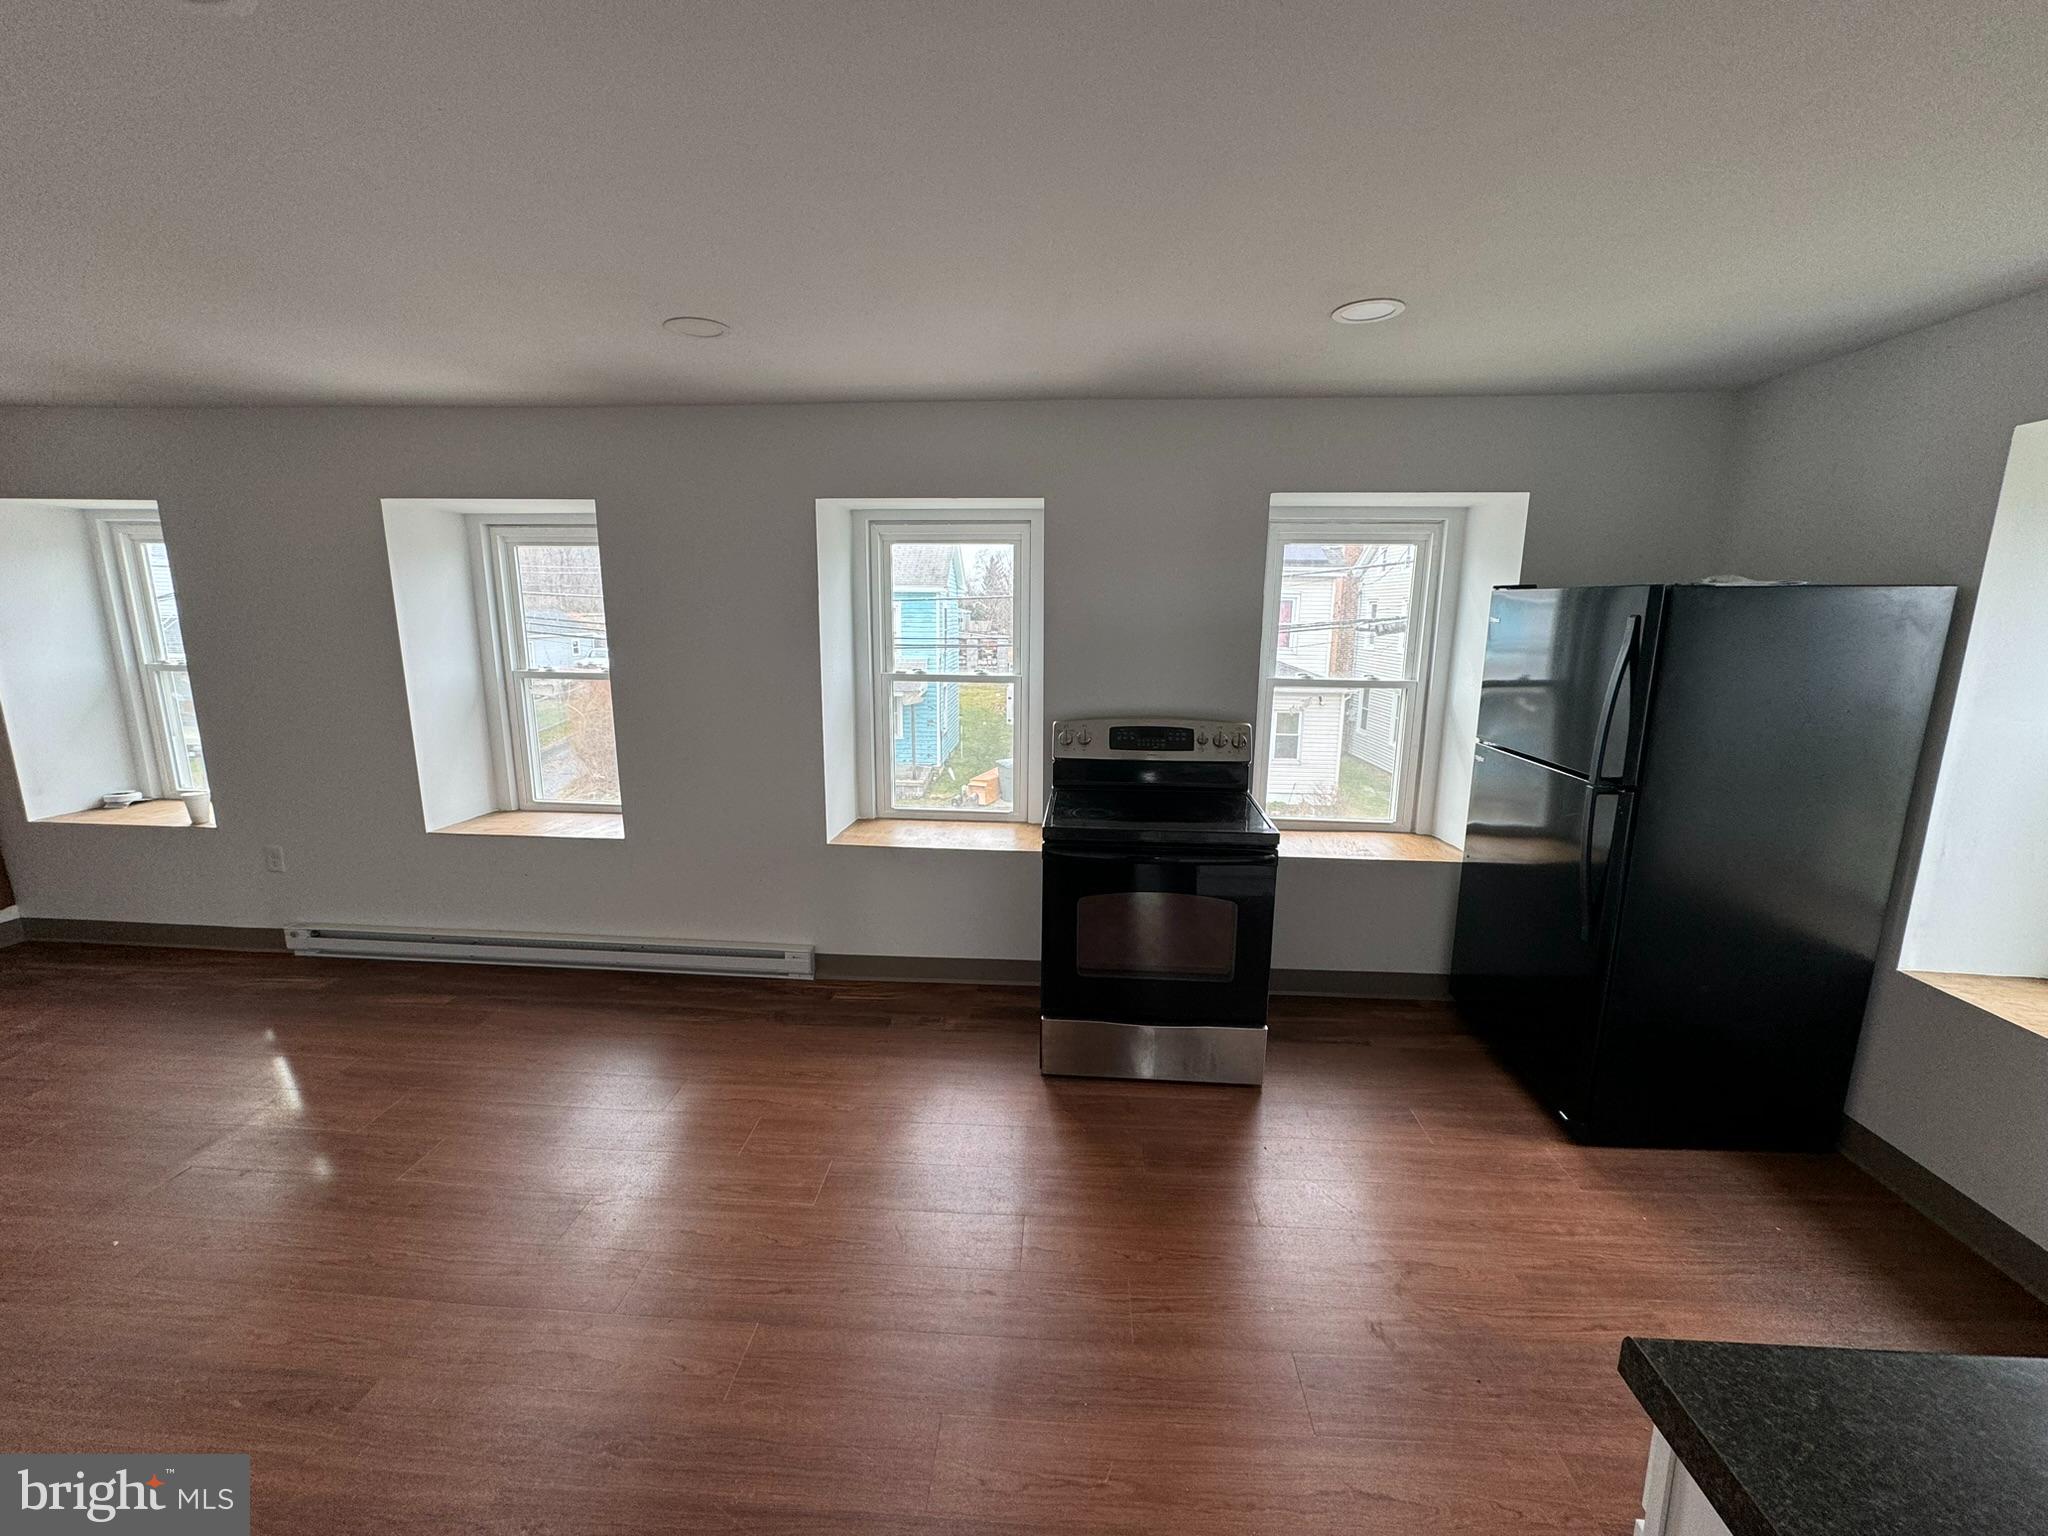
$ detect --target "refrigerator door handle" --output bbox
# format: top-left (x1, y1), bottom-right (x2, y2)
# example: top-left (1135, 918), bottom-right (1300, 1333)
top-left (1586, 614), bottom-right (1640, 789)
top-left (1572, 618), bottom-right (1638, 946)
top-left (1578, 785), bottom-right (1622, 942)
top-left (1577, 617), bottom-right (1640, 940)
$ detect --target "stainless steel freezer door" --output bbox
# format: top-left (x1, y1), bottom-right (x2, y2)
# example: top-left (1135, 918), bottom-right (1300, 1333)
top-left (1475, 585), bottom-right (1658, 781)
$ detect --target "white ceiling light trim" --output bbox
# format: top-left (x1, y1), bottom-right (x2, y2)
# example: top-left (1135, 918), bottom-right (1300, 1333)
top-left (1331, 298), bottom-right (1407, 325)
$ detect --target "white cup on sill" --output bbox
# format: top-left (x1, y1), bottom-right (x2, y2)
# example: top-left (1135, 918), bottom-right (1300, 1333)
top-left (178, 790), bottom-right (213, 827)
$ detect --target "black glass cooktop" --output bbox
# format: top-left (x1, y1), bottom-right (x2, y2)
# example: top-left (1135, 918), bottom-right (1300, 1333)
top-left (1042, 787), bottom-right (1280, 850)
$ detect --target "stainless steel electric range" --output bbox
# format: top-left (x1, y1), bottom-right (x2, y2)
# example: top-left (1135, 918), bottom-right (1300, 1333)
top-left (1039, 716), bottom-right (1280, 1086)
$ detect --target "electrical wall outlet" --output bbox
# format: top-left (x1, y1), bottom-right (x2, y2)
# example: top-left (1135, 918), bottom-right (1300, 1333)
top-left (263, 845), bottom-right (286, 873)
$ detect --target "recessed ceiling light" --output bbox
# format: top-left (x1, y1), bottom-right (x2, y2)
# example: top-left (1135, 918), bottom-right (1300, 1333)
top-left (660, 316), bottom-right (730, 339)
top-left (1331, 298), bottom-right (1407, 325)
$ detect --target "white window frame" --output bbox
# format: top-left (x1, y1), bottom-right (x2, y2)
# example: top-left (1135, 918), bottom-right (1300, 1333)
top-left (470, 514), bottom-right (622, 813)
top-left (1254, 514), bottom-right (1446, 832)
top-left (91, 512), bottom-right (206, 799)
top-left (850, 505), bottom-right (1043, 823)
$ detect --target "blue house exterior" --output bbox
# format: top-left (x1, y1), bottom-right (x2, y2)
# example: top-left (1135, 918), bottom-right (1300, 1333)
top-left (892, 546), bottom-right (965, 778)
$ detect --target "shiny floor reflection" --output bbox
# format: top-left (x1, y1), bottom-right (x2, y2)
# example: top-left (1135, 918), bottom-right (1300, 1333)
top-left (1, 944), bottom-right (2043, 1534)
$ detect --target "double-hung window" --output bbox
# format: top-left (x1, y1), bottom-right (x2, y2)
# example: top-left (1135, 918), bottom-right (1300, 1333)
top-left (477, 520), bottom-right (621, 810)
top-left (855, 509), bottom-right (1039, 822)
top-left (1254, 518), bottom-right (1443, 830)
top-left (94, 515), bottom-right (209, 796)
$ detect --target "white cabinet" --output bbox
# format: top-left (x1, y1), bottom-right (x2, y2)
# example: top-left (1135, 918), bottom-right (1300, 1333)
top-left (1636, 1428), bottom-right (1736, 1536)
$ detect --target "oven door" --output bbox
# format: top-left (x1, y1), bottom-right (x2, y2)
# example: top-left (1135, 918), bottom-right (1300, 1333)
top-left (1040, 845), bottom-right (1277, 1027)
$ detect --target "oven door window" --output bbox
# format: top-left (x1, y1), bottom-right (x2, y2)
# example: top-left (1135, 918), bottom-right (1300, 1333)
top-left (1075, 891), bottom-right (1238, 981)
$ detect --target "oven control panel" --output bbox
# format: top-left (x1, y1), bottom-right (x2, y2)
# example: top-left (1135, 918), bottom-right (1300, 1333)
top-left (1051, 716), bottom-right (1253, 761)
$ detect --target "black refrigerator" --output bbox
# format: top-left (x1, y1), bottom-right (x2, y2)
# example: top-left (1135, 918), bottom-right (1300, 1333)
top-left (1450, 582), bottom-right (1954, 1148)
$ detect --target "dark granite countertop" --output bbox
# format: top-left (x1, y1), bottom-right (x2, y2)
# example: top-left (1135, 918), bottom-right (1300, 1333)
top-left (1618, 1337), bottom-right (2048, 1536)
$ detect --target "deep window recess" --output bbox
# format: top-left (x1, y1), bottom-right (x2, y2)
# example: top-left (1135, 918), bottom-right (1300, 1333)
top-left (94, 516), bottom-right (208, 796)
top-left (856, 513), bottom-right (1037, 822)
top-left (478, 521), bottom-right (621, 810)
top-left (1254, 519), bottom-right (1443, 832)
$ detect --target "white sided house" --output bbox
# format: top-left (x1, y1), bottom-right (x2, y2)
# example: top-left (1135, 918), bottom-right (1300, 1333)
top-left (1267, 543), bottom-right (1411, 815)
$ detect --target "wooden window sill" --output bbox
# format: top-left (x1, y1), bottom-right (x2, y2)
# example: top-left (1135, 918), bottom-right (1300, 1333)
top-left (1278, 829), bottom-right (1461, 863)
top-left (438, 810), bottom-right (623, 839)
top-left (831, 818), bottom-right (1042, 852)
top-left (1905, 971), bottom-right (2048, 1041)
top-left (40, 800), bottom-right (215, 829)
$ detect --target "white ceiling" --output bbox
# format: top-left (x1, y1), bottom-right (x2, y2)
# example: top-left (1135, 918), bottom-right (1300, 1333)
top-left (6, 1), bottom-right (2046, 405)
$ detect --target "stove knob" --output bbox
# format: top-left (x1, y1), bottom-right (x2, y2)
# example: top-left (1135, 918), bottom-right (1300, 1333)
top-left (1197, 731), bottom-right (1208, 745)
top-left (1076, 728), bottom-right (1092, 747)
top-left (1057, 729), bottom-right (1073, 747)
top-left (1232, 729), bottom-right (1249, 749)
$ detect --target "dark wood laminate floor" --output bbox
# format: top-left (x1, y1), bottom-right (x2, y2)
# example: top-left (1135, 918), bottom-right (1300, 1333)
top-left (3, 944), bottom-right (2044, 1534)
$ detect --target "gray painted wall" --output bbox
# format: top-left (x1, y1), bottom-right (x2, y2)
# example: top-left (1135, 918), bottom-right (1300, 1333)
top-left (0, 394), bottom-right (1734, 974)
top-left (1724, 284), bottom-right (2048, 1247)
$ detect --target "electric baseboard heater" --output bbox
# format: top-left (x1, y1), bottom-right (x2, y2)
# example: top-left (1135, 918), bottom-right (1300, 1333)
top-left (283, 924), bottom-right (814, 980)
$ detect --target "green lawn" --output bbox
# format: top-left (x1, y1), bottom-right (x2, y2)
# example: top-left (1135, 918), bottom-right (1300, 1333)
top-left (535, 698), bottom-right (569, 746)
top-left (1336, 752), bottom-right (1395, 820)
top-left (1267, 750), bottom-right (1394, 822)
top-left (897, 683), bottom-right (1014, 809)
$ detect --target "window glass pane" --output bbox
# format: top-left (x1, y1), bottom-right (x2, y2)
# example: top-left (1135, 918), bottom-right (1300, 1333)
top-left (1263, 685), bottom-right (1402, 823)
top-left (155, 668), bottom-right (207, 791)
top-left (1273, 541), bottom-right (1418, 680)
top-left (140, 539), bottom-right (186, 664)
top-left (888, 679), bottom-right (1015, 813)
top-left (514, 542), bottom-right (609, 672)
top-left (524, 677), bottom-right (620, 803)
top-left (1273, 709), bottom-right (1302, 761)
top-left (888, 541), bottom-right (1015, 674)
